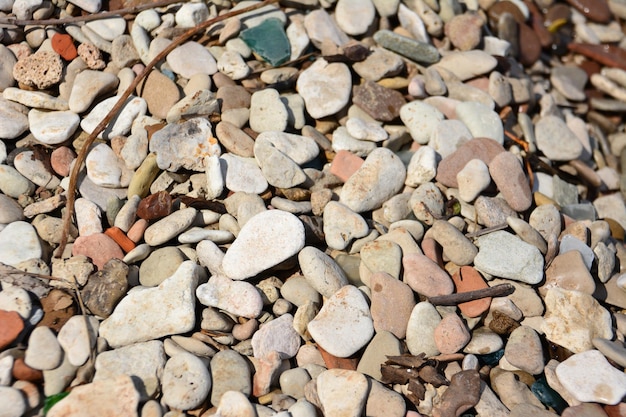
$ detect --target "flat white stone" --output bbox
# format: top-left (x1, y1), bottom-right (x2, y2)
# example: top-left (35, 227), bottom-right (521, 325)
top-left (251, 313), bottom-right (301, 359)
top-left (196, 274), bottom-right (263, 319)
top-left (221, 210), bottom-right (305, 280)
top-left (249, 88), bottom-right (288, 133)
top-left (317, 369), bottom-right (369, 417)
top-left (86, 143), bottom-right (133, 188)
top-left (175, 2), bottom-right (208, 27)
top-left (85, 16), bottom-right (126, 41)
top-left (57, 315), bottom-right (99, 367)
top-left (406, 145), bottom-right (437, 186)
top-left (332, 126), bottom-right (377, 157)
top-left (430, 119), bottom-right (473, 157)
top-left (3, 87), bottom-right (68, 110)
top-left (335, 0), bottom-right (375, 35)
top-left (340, 147), bottom-right (407, 212)
top-left (144, 207), bottom-right (197, 246)
top-left (0, 221), bottom-right (42, 267)
top-left (255, 131), bottom-right (319, 164)
top-left (217, 50), bottom-right (250, 80)
top-left (0, 387), bottom-right (25, 417)
top-left (400, 101), bottom-right (445, 144)
top-left (535, 115), bottom-right (584, 161)
top-left (307, 285), bottom-right (374, 357)
top-left (474, 231), bottom-right (544, 284)
top-left (254, 134), bottom-right (306, 188)
top-left (0, 97), bottom-right (28, 139)
top-left (29, 109), bottom-right (80, 145)
top-left (455, 101), bottom-right (504, 144)
top-left (166, 41), bottom-right (217, 78)
top-left (69, 70), bottom-right (119, 114)
top-left (457, 159), bottom-right (491, 202)
top-left (220, 153), bottom-right (268, 194)
top-left (323, 201), bottom-right (369, 250)
top-left (81, 95), bottom-right (147, 140)
top-left (94, 340), bottom-right (165, 399)
top-left (14, 150), bottom-right (60, 189)
top-left (556, 349), bottom-right (626, 405)
top-left (67, 0), bottom-right (100, 13)
top-left (298, 246), bottom-right (348, 298)
top-left (162, 352), bottom-right (211, 410)
top-left (99, 261), bottom-right (199, 348)
top-left (433, 50), bottom-right (498, 81)
top-left (75, 198), bottom-right (103, 236)
top-left (346, 117), bottom-right (388, 142)
top-left (297, 58), bottom-right (351, 119)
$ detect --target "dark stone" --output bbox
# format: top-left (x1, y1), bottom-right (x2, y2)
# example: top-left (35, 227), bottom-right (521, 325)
top-left (352, 80), bottom-right (406, 122)
top-left (489, 310), bottom-right (520, 335)
top-left (81, 259), bottom-right (129, 318)
top-left (137, 190), bottom-right (172, 220)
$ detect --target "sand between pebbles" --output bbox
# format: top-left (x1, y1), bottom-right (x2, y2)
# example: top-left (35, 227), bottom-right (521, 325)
top-left (1, 0), bottom-right (626, 416)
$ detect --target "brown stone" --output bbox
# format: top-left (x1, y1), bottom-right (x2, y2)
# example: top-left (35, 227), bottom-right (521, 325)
top-left (445, 13), bottom-right (484, 51)
top-left (217, 84), bottom-right (251, 111)
top-left (568, 43), bottom-right (626, 71)
top-left (136, 191), bottom-right (172, 220)
top-left (352, 80), bottom-right (406, 122)
top-left (524, 0), bottom-right (553, 48)
top-left (12, 357), bottom-right (43, 382)
top-left (81, 259), bottom-right (129, 318)
top-left (403, 253), bottom-right (454, 298)
top-left (0, 310), bottom-right (24, 349)
top-left (487, 1), bottom-right (526, 26)
top-left (436, 138), bottom-right (506, 188)
top-left (317, 345), bottom-right (358, 371)
top-left (488, 150), bottom-right (532, 212)
top-left (432, 370), bottom-right (481, 417)
top-left (50, 146), bottom-right (76, 177)
top-left (565, 0), bottom-right (611, 23)
top-left (451, 266), bottom-right (491, 318)
top-left (215, 121), bottom-right (255, 158)
top-left (370, 272), bottom-right (416, 339)
top-left (518, 23), bottom-right (542, 67)
top-left (489, 310), bottom-right (520, 335)
top-left (137, 69), bottom-right (181, 120)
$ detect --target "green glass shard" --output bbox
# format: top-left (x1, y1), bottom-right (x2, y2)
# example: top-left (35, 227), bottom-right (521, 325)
top-left (43, 392), bottom-right (70, 415)
top-left (240, 18), bottom-right (291, 67)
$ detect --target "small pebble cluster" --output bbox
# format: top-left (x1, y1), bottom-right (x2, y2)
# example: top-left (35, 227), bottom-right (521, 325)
top-left (1, 0), bottom-right (626, 416)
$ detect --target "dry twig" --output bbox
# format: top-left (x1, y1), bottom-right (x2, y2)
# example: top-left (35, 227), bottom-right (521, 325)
top-left (427, 283), bottom-right (515, 305)
top-left (56, 0), bottom-right (279, 257)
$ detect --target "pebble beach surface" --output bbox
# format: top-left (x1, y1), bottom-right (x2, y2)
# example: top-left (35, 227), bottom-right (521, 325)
top-left (1, 0), bottom-right (626, 416)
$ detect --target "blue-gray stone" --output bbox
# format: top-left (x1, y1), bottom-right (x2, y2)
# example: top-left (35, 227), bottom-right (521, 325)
top-left (373, 29), bottom-right (440, 65)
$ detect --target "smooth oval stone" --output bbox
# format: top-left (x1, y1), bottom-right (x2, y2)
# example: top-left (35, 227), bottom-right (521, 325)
top-left (488, 151), bottom-right (532, 212)
top-left (433, 50), bottom-right (497, 81)
top-left (251, 313), bottom-right (301, 359)
top-left (455, 101), bottom-right (503, 144)
top-left (535, 115), bottom-right (583, 161)
top-left (406, 302), bottom-right (441, 357)
top-left (323, 201), bottom-right (369, 250)
top-left (144, 207), bottom-right (197, 246)
top-left (298, 246), bottom-right (348, 298)
top-left (370, 272), bottom-right (415, 339)
top-left (400, 101), bottom-right (445, 144)
top-left (0, 221), bottom-right (42, 267)
top-left (373, 29), bottom-right (440, 64)
top-left (297, 58), bottom-right (352, 119)
top-left (402, 253), bottom-right (454, 298)
top-left (221, 210), bottom-right (305, 280)
top-left (340, 147), bottom-right (406, 213)
top-left (0, 98), bottom-right (28, 140)
top-left (307, 285), bottom-right (374, 358)
top-left (434, 313), bottom-right (471, 354)
top-left (166, 41), bottom-right (217, 78)
top-left (162, 351), bottom-right (211, 410)
top-left (196, 275), bottom-right (263, 319)
top-left (57, 315), bottom-right (99, 367)
top-left (220, 153), bottom-right (269, 195)
top-left (210, 350), bottom-right (252, 406)
top-left (28, 109), bottom-right (80, 145)
top-left (0, 194), bottom-right (24, 223)
top-left (504, 325), bottom-right (544, 375)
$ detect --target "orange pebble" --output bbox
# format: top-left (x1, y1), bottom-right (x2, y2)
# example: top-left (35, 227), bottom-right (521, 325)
top-left (12, 358), bottom-right (43, 382)
top-left (104, 227), bottom-right (136, 253)
top-left (329, 150), bottom-right (364, 182)
top-left (51, 33), bottom-right (77, 61)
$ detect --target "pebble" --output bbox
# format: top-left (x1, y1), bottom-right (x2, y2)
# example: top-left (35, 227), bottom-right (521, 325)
top-left (298, 246), bottom-right (348, 298)
top-left (406, 145), bottom-right (437, 186)
top-left (93, 340), bottom-right (165, 399)
top-left (430, 219), bottom-right (478, 266)
top-left (455, 101), bottom-right (503, 143)
top-left (196, 274), bottom-right (263, 319)
top-left (535, 115), bottom-right (584, 161)
top-left (541, 288), bottom-right (613, 353)
top-left (474, 230), bottom-right (544, 284)
top-left (357, 330), bottom-right (403, 381)
top-left (221, 210), bottom-right (304, 280)
top-left (0, 310), bottom-right (24, 349)
top-left (434, 313), bottom-right (471, 354)
top-left (99, 261), bottom-right (199, 347)
top-left (47, 375), bottom-right (139, 417)
top-left (28, 109), bottom-right (80, 145)
top-left (400, 101), bottom-right (444, 144)
top-left (556, 349), bottom-right (626, 405)
top-left (403, 252), bottom-right (454, 297)
top-left (352, 80), bottom-right (406, 122)
top-left (296, 59), bottom-right (351, 119)
top-left (434, 50), bottom-right (497, 81)
top-left (317, 369), bottom-right (368, 417)
top-left (340, 147), bottom-right (406, 212)
top-left (451, 266), bottom-right (491, 318)
top-left (166, 41), bottom-right (217, 78)
top-left (0, 221), bottom-right (42, 266)
top-left (24, 326), bottom-right (62, 370)
top-left (489, 151), bottom-right (532, 211)
top-left (81, 95), bottom-right (147, 140)
top-left (542, 250), bottom-right (596, 295)
top-left (13, 50), bottom-right (63, 89)
top-left (369, 272), bottom-right (415, 338)
top-left (210, 349), bottom-right (252, 405)
top-left (0, 194), bottom-right (24, 223)
top-left (143, 207), bottom-right (197, 246)
top-left (71, 233), bottom-right (124, 270)
top-left (249, 88), bottom-right (288, 133)
top-left (162, 351), bottom-right (211, 410)
top-left (252, 313), bottom-right (300, 359)
top-left (322, 201), bottom-right (369, 250)
top-left (57, 314), bottom-right (99, 366)
top-left (0, 98), bottom-right (28, 139)
top-left (220, 153), bottom-right (268, 194)
top-left (373, 29), bottom-right (439, 64)
top-left (214, 390), bottom-right (256, 417)
top-left (406, 301), bottom-right (441, 357)
top-left (307, 285), bottom-right (374, 357)
top-left (504, 325), bottom-right (544, 375)
top-left (149, 117), bottom-right (220, 172)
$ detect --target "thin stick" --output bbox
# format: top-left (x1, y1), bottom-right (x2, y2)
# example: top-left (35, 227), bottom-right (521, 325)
top-left (56, 0), bottom-right (279, 257)
top-left (0, 0), bottom-right (184, 25)
top-left (428, 283), bottom-right (515, 305)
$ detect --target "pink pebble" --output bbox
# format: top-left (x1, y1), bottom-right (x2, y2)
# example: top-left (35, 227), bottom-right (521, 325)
top-left (127, 218), bottom-right (149, 243)
top-left (72, 233), bottom-right (124, 270)
top-left (50, 146), bottom-right (76, 177)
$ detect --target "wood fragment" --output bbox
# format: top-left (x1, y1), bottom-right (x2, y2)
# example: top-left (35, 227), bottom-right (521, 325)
top-left (56, 0), bottom-right (280, 257)
top-left (384, 353), bottom-right (428, 368)
top-left (428, 283), bottom-right (515, 306)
